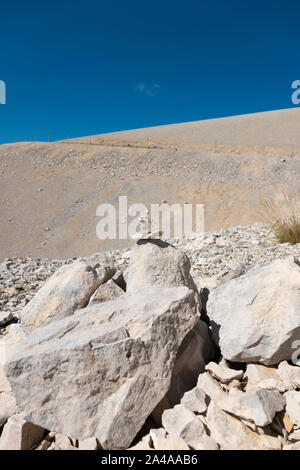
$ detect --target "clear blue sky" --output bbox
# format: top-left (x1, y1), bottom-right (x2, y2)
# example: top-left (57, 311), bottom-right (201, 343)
top-left (0, 0), bottom-right (299, 143)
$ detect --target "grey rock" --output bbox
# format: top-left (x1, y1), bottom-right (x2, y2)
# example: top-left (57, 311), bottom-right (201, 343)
top-left (162, 404), bottom-right (218, 450)
top-left (126, 239), bottom-right (201, 310)
top-left (89, 279), bottom-right (123, 305)
top-left (277, 361), bottom-right (300, 390)
top-left (207, 257), bottom-right (300, 365)
top-left (205, 361), bottom-right (243, 384)
top-left (181, 387), bottom-right (209, 414)
top-left (20, 260), bottom-right (112, 328)
top-left (6, 285), bottom-right (199, 449)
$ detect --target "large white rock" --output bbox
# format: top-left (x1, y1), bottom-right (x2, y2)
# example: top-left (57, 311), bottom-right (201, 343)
top-left (207, 257), bottom-right (300, 365)
top-left (6, 285), bottom-right (199, 449)
top-left (21, 258), bottom-right (115, 328)
top-left (217, 388), bottom-right (285, 427)
top-left (126, 240), bottom-right (201, 308)
top-left (0, 413), bottom-right (44, 450)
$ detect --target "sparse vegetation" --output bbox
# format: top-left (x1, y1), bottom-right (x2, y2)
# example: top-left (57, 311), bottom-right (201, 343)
top-left (261, 190), bottom-right (300, 244)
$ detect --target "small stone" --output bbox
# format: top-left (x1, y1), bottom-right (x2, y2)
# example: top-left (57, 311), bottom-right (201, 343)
top-left (256, 378), bottom-right (287, 393)
top-left (162, 404), bottom-right (217, 450)
top-left (197, 372), bottom-right (226, 402)
top-left (217, 388), bottom-right (285, 427)
top-left (245, 364), bottom-right (280, 390)
top-left (181, 387), bottom-right (209, 414)
top-left (205, 361), bottom-right (244, 384)
top-left (78, 437), bottom-right (99, 450)
top-left (277, 361), bottom-right (300, 390)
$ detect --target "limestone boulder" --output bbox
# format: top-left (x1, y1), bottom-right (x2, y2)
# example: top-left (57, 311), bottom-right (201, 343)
top-left (6, 285), bottom-right (199, 450)
top-left (126, 240), bottom-right (201, 309)
top-left (21, 258), bottom-right (115, 328)
top-left (207, 257), bottom-right (300, 365)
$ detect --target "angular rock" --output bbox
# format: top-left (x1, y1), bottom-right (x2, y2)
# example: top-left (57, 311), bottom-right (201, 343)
top-left (245, 364), bottom-right (281, 390)
top-left (78, 437), bottom-right (99, 450)
top-left (206, 401), bottom-right (281, 450)
top-left (285, 391), bottom-right (300, 426)
top-left (217, 388), bottom-right (285, 427)
top-left (21, 260), bottom-right (115, 327)
top-left (162, 404), bottom-right (218, 450)
top-left (205, 361), bottom-right (243, 384)
top-left (277, 361), bottom-right (300, 390)
top-left (6, 286), bottom-right (199, 449)
top-left (89, 279), bottom-right (123, 305)
top-left (197, 372), bottom-right (226, 402)
top-left (257, 378), bottom-right (287, 393)
top-left (0, 311), bottom-right (13, 327)
top-left (207, 257), bottom-right (300, 365)
top-left (0, 414), bottom-right (45, 450)
top-left (181, 387), bottom-right (209, 414)
top-left (126, 239), bottom-right (201, 309)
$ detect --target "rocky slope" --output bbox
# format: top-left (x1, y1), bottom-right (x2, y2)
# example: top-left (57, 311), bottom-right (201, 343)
top-left (0, 227), bottom-right (300, 450)
top-left (1, 108), bottom-right (300, 260)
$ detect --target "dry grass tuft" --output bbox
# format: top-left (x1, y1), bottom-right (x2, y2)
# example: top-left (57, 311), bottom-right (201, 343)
top-left (261, 190), bottom-right (300, 245)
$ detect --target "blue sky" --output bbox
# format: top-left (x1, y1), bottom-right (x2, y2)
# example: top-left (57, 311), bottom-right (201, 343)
top-left (0, 0), bottom-right (299, 143)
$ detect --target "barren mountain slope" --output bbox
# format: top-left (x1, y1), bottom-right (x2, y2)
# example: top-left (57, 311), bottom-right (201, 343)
top-left (0, 108), bottom-right (300, 260)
